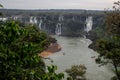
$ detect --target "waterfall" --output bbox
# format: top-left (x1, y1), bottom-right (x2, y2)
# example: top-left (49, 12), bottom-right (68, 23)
top-left (56, 15), bottom-right (63, 35)
top-left (43, 23), bottom-right (46, 32)
top-left (72, 16), bottom-right (75, 21)
top-left (30, 16), bottom-right (37, 24)
top-left (30, 16), bottom-right (33, 23)
top-left (83, 35), bottom-right (86, 39)
top-left (0, 17), bottom-right (7, 21)
top-left (34, 17), bottom-right (37, 24)
top-left (59, 16), bottom-right (64, 22)
top-left (38, 18), bottom-right (42, 30)
top-left (55, 23), bottom-right (62, 36)
top-left (44, 17), bottom-right (46, 20)
top-left (13, 16), bottom-right (18, 20)
top-left (85, 16), bottom-right (93, 32)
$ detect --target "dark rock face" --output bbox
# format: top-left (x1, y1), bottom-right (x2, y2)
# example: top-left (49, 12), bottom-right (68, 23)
top-left (88, 40), bottom-right (97, 51)
top-left (86, 31), bottom-right (98, 41)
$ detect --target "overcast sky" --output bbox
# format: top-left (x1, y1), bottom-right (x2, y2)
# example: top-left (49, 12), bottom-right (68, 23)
top-left (0, 0), bottom-right (118, 10)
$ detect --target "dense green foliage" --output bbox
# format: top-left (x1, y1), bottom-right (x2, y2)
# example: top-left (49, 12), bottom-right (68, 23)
top-left (65, 64), bottom-right (87, 80)
top-left (88, 22), bottom-right (105, 51)
top-left (0, 21), bottom-right (47, 79)
top-left (43, 65), bottom-right (64, 80)
top-left (0, 21), bottom-right (64, 80)
top-left (96, 37), bottom-right (120, 80)
top-left (95, 1), bottom-right (120, 80)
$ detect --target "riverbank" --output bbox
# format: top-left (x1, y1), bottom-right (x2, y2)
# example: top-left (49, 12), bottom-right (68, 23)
top-left (39, 43), bottom-right (61, 57)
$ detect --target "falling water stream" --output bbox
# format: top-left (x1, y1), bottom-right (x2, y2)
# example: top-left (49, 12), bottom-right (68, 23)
top-left (39, 18), bottom-right (42, 30)
top-left (55, 23), bottom-right (62, 36)
top-left (85, 16), bottom-right (93, 32)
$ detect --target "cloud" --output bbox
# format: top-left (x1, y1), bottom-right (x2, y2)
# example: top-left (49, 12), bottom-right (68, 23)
top-left (0, 0), bottom-right (118, 10)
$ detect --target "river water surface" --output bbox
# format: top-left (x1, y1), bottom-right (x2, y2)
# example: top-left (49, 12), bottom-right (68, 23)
top-left (45, 36), bottom-right (114, 80)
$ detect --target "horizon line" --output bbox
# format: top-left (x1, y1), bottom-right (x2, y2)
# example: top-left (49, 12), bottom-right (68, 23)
top-left (0, 8), bottom-right (106, 11)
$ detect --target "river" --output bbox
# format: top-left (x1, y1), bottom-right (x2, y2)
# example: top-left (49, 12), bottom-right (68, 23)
top-left (45, 36), bottom-right (114, 80)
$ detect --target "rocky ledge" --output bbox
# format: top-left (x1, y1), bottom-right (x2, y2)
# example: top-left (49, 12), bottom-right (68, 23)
top-left (39, 43), bottom-right (61, 57)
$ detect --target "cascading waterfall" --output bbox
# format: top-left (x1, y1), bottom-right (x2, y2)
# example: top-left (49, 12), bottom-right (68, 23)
top-left (44, 17), bottom-right (46, 20)
top-left (30, 16), bottom-right (37, 24)
top-left (59, 15), bottom-right (64, 22)
top-left (13, 16), bottom-right (18, 20)
top-left (55, 16), bottom-right (63, 35)
top-left (0, 17), bottom-right (8, 21)
top-left (2, 15), bottom-right (95, 37)
top-left (83, 35), bottom-right (86, 39)
top-left (84, 16), bottom-right (93, 32)
top-left (43, 23), bottom-right (46, 31)
top-left (34, 17), bottom-right (37, 24)
top-left (38, 18), bottom-right (42, 30)
top-left (30, 16), bottom-right (33, 23)
top-left (72, 16), bottom-right (75, 21)
top-left (55, 23), bottom-right (62, 36)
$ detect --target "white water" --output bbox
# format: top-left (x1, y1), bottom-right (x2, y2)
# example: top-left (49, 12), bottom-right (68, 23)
top-left (85, 16), bottom-right (93, 32)
top-left (30, 16), bottom-right (33, 23)
top-left (72, 16), bottom-right (75, 21)
top-left (34, 17), bottom-right (37, 24)
top-left (0, 17), bottom-right (8, 21)
top-left (45, 36), bottom-right (114, 80)
top-left (39, 18), bottom-right (42, 30)
top-left (30, 16), bottom-right (37, 24)
top-left (56, 16), bottom-right (63, 35)
top-left (13, 16), bottom-right (18, 20)
top-left (59, 15), bottom-right (64, 22)
top-left (55, 23), bottom-right (62, 36)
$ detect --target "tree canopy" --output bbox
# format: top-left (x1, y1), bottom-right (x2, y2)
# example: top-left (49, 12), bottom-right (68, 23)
top-left (96, 1), bottom-right (120, 80)
top-left (0, 21), bottom-right (64, 80)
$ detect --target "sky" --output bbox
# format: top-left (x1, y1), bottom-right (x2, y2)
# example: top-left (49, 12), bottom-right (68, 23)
top-left (0, 0), bottom-right (118, 10)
